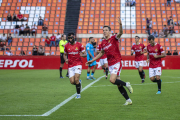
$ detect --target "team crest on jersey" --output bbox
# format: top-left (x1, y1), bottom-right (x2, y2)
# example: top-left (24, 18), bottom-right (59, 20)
top-left (155, 49), bottom-right (158, 52)
top-left (140, 46), bottom-right (142, 49)
top-left (75, 47), bottom-right (78, 50)
top-left (108, 40), bottom-right (110, 43)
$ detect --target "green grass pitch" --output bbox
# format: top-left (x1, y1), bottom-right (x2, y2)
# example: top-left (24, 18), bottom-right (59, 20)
top-left (0, 69), bottom-right (180, 120)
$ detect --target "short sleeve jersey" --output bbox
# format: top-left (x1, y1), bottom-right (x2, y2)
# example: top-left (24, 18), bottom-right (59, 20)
top-left (101, 35), bottom-right (122, 66)
top-left (97, 44), bottom-right (107, 59)
top-left (131, 43), bottom-right (146, 61)
top-left (64, 42), bottom-right (85, 68)
top-left (86, 43), bottom-right (95, 58)
top-left (50, 36), bottom-right (56, 41)
top-left (147, 43), bottom-right (165, 68)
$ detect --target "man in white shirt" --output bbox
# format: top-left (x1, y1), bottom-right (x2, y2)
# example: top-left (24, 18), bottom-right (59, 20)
top-left (7, 50), bottom-right (13, 56)
top-left (56, 33), bottom-right (61, 46)
top-left (1, 34), bottom-right (7, 44)
top-left (19, 24), bottom-right (25, 37)
top-left (31, 24), bottom-right (37, 37)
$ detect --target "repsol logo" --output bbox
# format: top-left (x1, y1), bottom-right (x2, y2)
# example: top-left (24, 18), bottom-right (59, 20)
top-left (0, 60), bottom-right (34, 68)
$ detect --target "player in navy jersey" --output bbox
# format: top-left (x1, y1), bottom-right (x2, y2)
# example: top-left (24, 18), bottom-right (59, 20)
top-left (86, 17), bottom-right (133, 105)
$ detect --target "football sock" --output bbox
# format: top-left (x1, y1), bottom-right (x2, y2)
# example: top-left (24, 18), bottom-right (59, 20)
top-left (103, 68), bottom-right (105, 70)
top-left (76, 83), bottom-right (81, 94)
top-left (60, 67), bottom-right (62, 77)
top-left (142, 70), bottom-right (145, 78)
top-left (105, 68), bottom-right (108, 76)
top-left (87, 72), bottom-right (90, 78)
top-left (157, 79), bottom-right (161, 91)
top-left (91, 72), bottom-right (94, 77)
top-left (114, 79), bottom-right (126, 86)
top-left (139, 71), bottom-right (144, 79)
top-left (152, 78), bottom-right (158, 82)
top-left (66, 71), bottom-right (69, 75)
top-left (118, 86), bottom-right (129, 100)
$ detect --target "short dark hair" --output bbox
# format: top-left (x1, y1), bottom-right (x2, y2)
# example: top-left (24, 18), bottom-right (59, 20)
top-left (89, 37), bottom-right (93, 41)
top-left (103, 26), bottom-right (111, 31)
top-left (61, 34), bottom-right (64, 37)
top-left (68, 33), bottom-right (74, 37)
top-left (148, 35), bottom-right (155, 41)
top-left (135, 36), bottom-right (140, 39)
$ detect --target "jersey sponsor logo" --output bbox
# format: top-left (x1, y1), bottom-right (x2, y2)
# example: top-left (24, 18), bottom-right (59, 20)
top-left (135, 50), bottom-right (141, 52)
top-left (103, 43), bottom-right (112, 50)
top-left (87, 47), bottom-right (89, 49)
top-left (0, 60), bottom-right (34, 68)
top-left (68, 52), bottom-right (79, 55)
top-left (149, 53), bottom-right (157, 55)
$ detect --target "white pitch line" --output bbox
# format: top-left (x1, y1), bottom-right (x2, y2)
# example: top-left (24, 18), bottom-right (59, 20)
top-left (41, 75), bottom-right (105, 116)
top-left (91, 81), bottom-right (180, 87)
top-left (0, 115), bottom-right (42, 116)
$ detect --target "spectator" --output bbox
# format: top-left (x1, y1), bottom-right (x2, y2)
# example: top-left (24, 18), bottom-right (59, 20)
top-left (169, 24), bottom-right (174, 36)
top-left (167, 16), bottom-right (174, 26)
top-left (112, 33), bottom-right (114, 36)
top-left (17, 12), bottom-right (24, 21)
top-left (151, 30), bottom-right (158, 38)
top-left (125, 0), bottom-right (130, 6)
top-left (45, 36), bottom-right (50, 47)
top-left (178, 20), bottom-right (180, 26)
top-left (1, 45), bottom-right (9, 51)
top-left (149, 18), bottom-right (152, 29)
top-left (146, 18), bottom-right (151, 35)
top-left (7, 13), bottom-right (12, 21)
top-left (41, 24), bottom-right (48, 38)
top-left (7, 34), bottom-right (13, 46)
top-left (14, 24), bottom-right (20, 37)
top-left (1, 34), bottom-right (7, 44)
top-left (32, 45), bottom-right (38, 55)
top-left (167, 51), bottom-right (172, 55)
top-left (19, 24), bottom-right (25, 37)
top-left (130, 0), bottom-right (136, 6)
top-left (163, 25), bottom-right (169, 37)
top-left (31, 24), bottom-right (37, 37)
top-left (24, 24), bottom-right (31, 38)
top-left (56, 33), bottom-right (61, 47)
top-left (7, 50), bottom-right (13, 56)
top-left (12, 13), bottom-right (17, 21)
top-left (38, 45), bottom-right (45, 55)
top-left (173, 50), bottom-right (178, 55)
top-left (0, 35), bottom-right (2, 42)
top-left (175, 0), bottom-right (180, 3)
top-left (50, 33), bottom-right (56, 47)
top-left (19, 50), bottom-right (25, 56)
top-left (159, 30), bottom-right (166, 38)
top-left (38, 16), bottom-right (44, 26)
top-left (167, 0), bottom-right (171, 6)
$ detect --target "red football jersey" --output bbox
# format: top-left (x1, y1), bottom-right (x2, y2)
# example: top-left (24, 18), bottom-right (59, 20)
top-left (17, 14), bottom-right (23, 19)
top-left (101, 35), bottom-right (122, 66)
top-left (147, 43), bottom-right (165, 68)
top-left (131, 43), bottom-right (146, 61)
top-left (97, 44), bottom-right (107, 59)
top-left (50, 36), bottom-right (56, 41)
top-left (64, 42), bottom-right (85, 68)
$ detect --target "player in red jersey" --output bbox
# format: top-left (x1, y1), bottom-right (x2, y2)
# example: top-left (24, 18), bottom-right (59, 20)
top-left (64, 33), bottom-right (86, 99)
top-left (97, 38), bottom-right (108, 79)
top-left (131, 36), bottom-right (146, 83)
top-left (86, 17), bottom-right (133, 105)
top-left (146, 35), bottom-right (166, 94)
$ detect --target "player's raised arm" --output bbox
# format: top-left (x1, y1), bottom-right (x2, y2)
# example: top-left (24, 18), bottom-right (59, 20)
top-left (116, 17), bottom-right (123, 39)
top-left (86, 50), bottom-right (104, 65)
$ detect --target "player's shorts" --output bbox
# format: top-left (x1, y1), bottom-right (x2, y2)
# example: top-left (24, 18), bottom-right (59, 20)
top-left (100, 58), bottom-right (108, 66)
top-left (60, 53), bottom-right (65, 64)
top-left (109, 62), bottom-right (122, 76)
top-left (87, 55), bottom-right (96, 67)
top-left (149, 67), bottom-right (162, 78)
top-left (68, 65), bottom-right (82, 78)
top-left (135, 61), bottom-right (144, 68)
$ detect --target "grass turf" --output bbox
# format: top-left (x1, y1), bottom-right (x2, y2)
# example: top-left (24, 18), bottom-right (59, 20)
top-left (0, 69), bottom-right (180, 120)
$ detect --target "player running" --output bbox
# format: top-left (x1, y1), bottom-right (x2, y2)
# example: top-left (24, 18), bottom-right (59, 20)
top-left (146, 35), bottom-right (166, 94)
top-left (86, 37), bottom-right (97, 80)
top-left (97, 38), bottom-right (108, 79)
top-left (86, 17), bottom-right (133, 105)
top-left (63, 33), bottom-right (86, 99)
top-left (131, 36), bottom-right (146, 83)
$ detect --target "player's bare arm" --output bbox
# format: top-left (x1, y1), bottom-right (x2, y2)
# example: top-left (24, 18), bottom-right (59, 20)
top-left (86, 50), bottom-right (104, 65)
top-left (116, 17), bottom-right (123, 39)
top-left (146, 52), bottom-right (149, 63)
top-left (87, 50), bottom-right (94, 58)
top-left (141, 49), bottom-right (147, 54)
top-left (63, 53), bottom-right (68, 64)
top-left (154, 52), bottom-right (166, 58)
top-left (80, 51), bottom-right (87, 58)
top-left (131, 50), bottom-right (134, 56)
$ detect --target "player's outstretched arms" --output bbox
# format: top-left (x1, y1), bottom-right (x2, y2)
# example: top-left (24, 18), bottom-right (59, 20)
top-left (63, 53), bottom-right (68, 64)
top-left (86, 50), bottom-right (104, 66)
top-left (116, 17), bottom-right (123, 39)
top-left (154, 52), bottom-right (166, 58)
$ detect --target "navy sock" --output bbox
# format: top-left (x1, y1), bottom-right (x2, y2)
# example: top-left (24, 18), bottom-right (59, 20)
top-left (114, 79), bottom-right (126, 86)
top-left (76, 83), bottom-right (81, 94)
top-left (105, 68), bottom-right (108, 76)
top-left (118, 86), bottom-right (129, 100)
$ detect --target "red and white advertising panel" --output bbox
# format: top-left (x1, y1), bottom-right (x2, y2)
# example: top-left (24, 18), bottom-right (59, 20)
top-left (0, 56), bottom-right (180, 69)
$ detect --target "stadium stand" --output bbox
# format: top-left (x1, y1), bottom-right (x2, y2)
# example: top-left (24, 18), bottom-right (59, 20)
top-left (0, 0), bottom-right (180, 55)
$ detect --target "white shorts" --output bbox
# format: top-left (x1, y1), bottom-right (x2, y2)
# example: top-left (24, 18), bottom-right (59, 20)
top-left (135, 61), bottom-right (143, 68)
top-left (100, 58), bottom-right (108, 66)
top-left (68, 65), bottom-right (82, 78)
top-left (149, 67), bottom-right (162, 78)
top-left (109, 62), bottom-right (122, 76)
